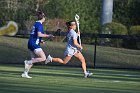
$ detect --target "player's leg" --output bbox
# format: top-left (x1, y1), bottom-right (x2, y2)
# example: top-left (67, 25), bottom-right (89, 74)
top-left (61, 48), bottom-right (74, 64)
top-left (45, 48), bottom-right (73, 64)
top-left (74, 51), bottom-right (86, 73)
top-left (22, 48), bottom-right (46, 78)
top-left (45, 55), bottom-right (72, 64)
top-left (74, 51), bottom-right (93, 78)
top-left (21, 51), bottom-right (35, 78)
top-left (32, 49), bottom-right (46, 63)
top-left (52, 56), bottom-right (71, 64)
top-left (24, 48), bottom-right (46, 67)
top-left (24, 48), bottom-right (46, 69)
top-left (23, 50), bottom-right (37, 74)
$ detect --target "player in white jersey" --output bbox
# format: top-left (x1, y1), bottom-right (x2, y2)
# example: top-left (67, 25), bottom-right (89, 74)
top-left (45, 21), bottom-right (93, 78)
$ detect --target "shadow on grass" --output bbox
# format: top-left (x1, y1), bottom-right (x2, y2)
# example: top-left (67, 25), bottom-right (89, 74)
top-left (0, 69), bottom-right (140, 82)
top-left (0, 76), bottom-right (139, 93)
top-left (0, 69), bottom-right (83, 78)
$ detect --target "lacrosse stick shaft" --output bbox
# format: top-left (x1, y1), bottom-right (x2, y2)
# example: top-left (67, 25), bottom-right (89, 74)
top-left (77, 23), bottom-right (81, 45)
top-left (75, 14), bottom-right (82, 51)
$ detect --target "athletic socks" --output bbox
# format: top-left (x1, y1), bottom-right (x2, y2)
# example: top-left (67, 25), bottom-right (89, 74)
top-left (24, 71), bottom-right (28, 75)
top-left (84, 71), bottom-right (88, 75)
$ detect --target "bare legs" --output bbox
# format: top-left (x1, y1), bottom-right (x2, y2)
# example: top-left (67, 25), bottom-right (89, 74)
top-left (52, 56), bottom-right (71, 64)
top-left (51, 51), bottom-right (87, 74)
top-left (74, 51), bottom-right (87, 73)
top-left (22, 49), bottom-right (46, 78)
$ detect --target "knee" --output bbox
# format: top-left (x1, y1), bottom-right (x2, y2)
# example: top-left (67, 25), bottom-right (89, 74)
top-left (80, 56), bottom-right (85, 60)
top-left (80, 57), bottom-right (85, 63)
top-left (42, 56), bottom-right (46, 62)
top-left (63, 60), bottom-right (68, 64)
top-left (63, 62), bottom-right (67, 64)
top-left (42, 59), bottom-right (46, 62)
top-left (57, 59), bottom-right (65, 64)
top-left (59, 59), bottom-right (67, 64)
top-left (60, 60), bottom-right (68, 64)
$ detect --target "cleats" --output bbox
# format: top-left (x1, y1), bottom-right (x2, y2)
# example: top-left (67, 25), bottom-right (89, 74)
top-left (84, 71), bottom-right (93, 78)
top-left (22, 60), bottom-right (32, 78)
top-left (21, 73), bottom-right (32, 78)
top-left (45, 55), bottom-right (52, 64)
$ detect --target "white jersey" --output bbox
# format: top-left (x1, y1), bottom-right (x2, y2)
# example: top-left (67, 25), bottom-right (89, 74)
top-left (64, 29), bottom-right (78, 56)
top-left (66, 29), bottom-right (78, 50)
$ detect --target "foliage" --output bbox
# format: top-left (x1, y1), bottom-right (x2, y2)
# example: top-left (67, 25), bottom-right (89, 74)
top-left (123, 25), bottom-right (140, 49)
top-left (113, 0), bottom-right (140, 27)
top-left (129, 25), bottom-right (140, 35)
top-left (43, 0), bottom-right (101, 33)
top-left (102, 22), bottom-right (128, 35)
top-left (102, 22), bottom-right (128, 47)
top-left (0, 0), bottom-right (140, 35)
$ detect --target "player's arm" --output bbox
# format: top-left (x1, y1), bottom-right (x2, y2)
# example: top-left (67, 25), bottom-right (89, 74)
top-left (38, 32), bottom-right (54, 38)
top-left (73, 39), bottom-right (82, 49)
top-left (37, 25), bottom-right (54, 38)
top-left (73, 31), bottom-right (82, 49)
top-left (38, 32), bottom-right (49, 38)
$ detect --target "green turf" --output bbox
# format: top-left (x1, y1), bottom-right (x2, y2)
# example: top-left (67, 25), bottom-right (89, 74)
top-left (0, 65), bottom-right (140, 93)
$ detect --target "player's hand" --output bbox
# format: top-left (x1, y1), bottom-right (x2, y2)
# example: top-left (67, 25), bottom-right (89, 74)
top-left (48, 34), bottom-right (55, 38)
top-left (77, 31), bottom-right (80, 36)
top-left (78, 46), bottom-right (83, 52)
top-left (41, 40), bottom-right (45, 44)
top-left (79, 45), bottom-right (83, 50)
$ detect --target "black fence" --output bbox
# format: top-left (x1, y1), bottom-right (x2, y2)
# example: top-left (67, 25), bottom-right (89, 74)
top-left (1, 31), bottom-right (140, 69)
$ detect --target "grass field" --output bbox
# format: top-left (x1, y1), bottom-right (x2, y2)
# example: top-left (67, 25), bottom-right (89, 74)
top-left (0, 36), bottom-right (140, 93)
top-left (0, 64), bottom-right (140, 93)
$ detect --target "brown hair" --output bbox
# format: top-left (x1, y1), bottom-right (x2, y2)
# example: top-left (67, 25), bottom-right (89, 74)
top-left (36, 11), bottom-right (46, 20)
top-left (66, 21), bottom-right (76, 27)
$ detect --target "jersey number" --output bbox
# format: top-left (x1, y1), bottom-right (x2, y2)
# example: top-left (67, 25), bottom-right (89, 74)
top-left (31, 26), bottom-right (35, 34)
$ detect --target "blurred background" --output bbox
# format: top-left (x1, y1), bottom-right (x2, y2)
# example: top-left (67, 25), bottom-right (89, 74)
top-left (0, 0), bottom-right (140, 69)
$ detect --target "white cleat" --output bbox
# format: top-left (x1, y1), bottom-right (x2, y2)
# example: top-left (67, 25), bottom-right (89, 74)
top-left (21, 73), bottom-right (32, 79)
top-left (45, 55), bottom-right (52, 64)
top-left (84, 71), bottom-right (93, 78)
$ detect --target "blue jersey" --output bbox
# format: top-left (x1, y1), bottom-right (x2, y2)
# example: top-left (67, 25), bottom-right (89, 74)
top-left (28, 21), bottom-right (44, 51)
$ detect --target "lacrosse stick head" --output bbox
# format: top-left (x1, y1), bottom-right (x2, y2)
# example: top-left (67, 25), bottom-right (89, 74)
top-left (75, 14), bottom-right (80, 24)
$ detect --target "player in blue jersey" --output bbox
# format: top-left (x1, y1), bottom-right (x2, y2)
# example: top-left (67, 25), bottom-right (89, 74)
top-left (21, 11), bottom-right (56, 78)
top-left (45, 21), bottom-right (93, 78)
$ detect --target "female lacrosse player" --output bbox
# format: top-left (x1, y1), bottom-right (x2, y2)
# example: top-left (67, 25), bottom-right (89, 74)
top-left (21, 11), bottom-right (56, 78)
top-left (45, 21), bottom-right (93, 78)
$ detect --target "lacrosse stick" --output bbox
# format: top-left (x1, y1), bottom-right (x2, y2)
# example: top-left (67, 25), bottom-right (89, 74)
top-left (75, 14), bottom-right (82, 50)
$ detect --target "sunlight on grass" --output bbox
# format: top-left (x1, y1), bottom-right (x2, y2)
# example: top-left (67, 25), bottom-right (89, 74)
top-left (0, 65), bottom-right (140, 93)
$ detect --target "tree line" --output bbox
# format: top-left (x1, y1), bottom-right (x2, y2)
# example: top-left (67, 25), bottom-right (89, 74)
top-left (0, 0), bottom-right (140, 35)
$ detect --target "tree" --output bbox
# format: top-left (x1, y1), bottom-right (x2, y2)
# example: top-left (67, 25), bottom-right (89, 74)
top-left (113, 0), bottom-right (140, 27)
top-left (43, 0), bottom-right (101, 33)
